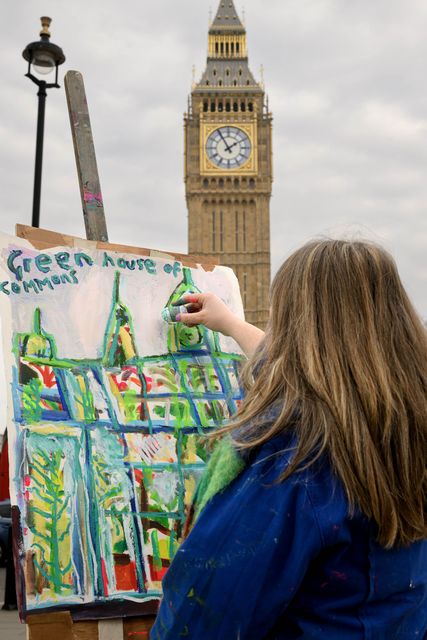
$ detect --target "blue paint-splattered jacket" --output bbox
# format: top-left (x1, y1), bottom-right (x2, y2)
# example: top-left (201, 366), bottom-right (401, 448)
top-left (150, 433), bottom-right (427, 639)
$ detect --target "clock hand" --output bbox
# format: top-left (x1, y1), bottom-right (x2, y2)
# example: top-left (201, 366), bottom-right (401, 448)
top-left (218, 130), bottom-right (230, 149)
top-left (225, 140), bottom-right (240, 152)
top-left (218, 130), bottom-right (236, 153)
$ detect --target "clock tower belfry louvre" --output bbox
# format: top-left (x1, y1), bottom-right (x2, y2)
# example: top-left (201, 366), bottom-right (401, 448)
top-left (185, 0), bottom-right (273, 328)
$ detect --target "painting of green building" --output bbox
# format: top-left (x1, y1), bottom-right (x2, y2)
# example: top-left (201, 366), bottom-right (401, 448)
top-left (12, 267), bottom-right (243, 617)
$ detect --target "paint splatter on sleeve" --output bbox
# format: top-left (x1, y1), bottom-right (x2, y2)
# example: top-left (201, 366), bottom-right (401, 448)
top-left (150, 440), bottom-right (323, 639)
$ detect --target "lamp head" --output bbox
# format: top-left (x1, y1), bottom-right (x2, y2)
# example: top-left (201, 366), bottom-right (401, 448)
top-left (23, 17), bottom-right (65, 79)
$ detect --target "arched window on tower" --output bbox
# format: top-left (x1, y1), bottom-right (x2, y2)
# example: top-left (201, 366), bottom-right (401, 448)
top-left (236, 42), bottom-right (240, 54)
top-left (219, 79), bottom-right (223, 86)
top-left (241, 101), bottom-right (246, 112)
top-left (203, 101), bottom-right (208, 112)
top-left (220, 42), bottom-right (224, 55)
top-left (226, 42), bottom-right (229, 55)
top-left (243, 207), bottom-right (247, 251)
top-left (248, 102), bottom-right (254, 112)
top-left (212, 211), bottom-right (216, 252)
top-left (218, 101), bottom-right (223, 112)
top-left (226, 102), bottom-right (231, 112)
top-left (233, 101), bottom-right (238, 112)
top-left (231, 42), bottom-right (234, 55)
top-left (243, 272), bottom-right (248, 308)
top-left (215, 42), bottom-right (219, 54)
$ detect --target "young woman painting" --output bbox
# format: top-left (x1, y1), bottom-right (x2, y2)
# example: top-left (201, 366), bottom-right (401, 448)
top-left (150, 239), bottom-right (427, 639)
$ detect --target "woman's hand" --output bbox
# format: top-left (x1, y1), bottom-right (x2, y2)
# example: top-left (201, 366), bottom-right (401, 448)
top-left (175, 293), bottom-right (237, 335)
top-left (176, 293), bottom-right (265, 356)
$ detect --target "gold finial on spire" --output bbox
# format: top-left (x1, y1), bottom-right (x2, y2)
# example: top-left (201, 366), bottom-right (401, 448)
top-left (191, 64), bottom-right (196, 89)
top-left (40, 16), bottom-right (52, 38)
top-left (260, 64), bottom-right (265, 89)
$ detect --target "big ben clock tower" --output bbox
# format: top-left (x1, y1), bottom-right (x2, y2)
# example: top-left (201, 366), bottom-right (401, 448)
top-left (185, 0), bottom-right (273, 328)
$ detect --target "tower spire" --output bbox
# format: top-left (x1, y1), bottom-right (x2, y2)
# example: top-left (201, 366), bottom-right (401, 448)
top-left (103, 272), bottom-right (138, 366)
top-left (17, 308), bottom-right (57, 359)
top-left (210, 0), bottom-right (245, 32)
top-left (198, 0), bottom-right (260, 88)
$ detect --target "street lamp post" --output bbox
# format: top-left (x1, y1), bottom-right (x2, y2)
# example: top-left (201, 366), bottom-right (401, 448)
top-left (22, 17), bottom-right (65, 228)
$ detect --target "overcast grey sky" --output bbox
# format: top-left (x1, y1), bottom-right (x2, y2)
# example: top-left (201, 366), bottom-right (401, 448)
top-left (1, 0), bottom-right (426, 316)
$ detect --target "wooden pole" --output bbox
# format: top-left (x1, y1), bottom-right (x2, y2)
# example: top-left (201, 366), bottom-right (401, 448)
top-left (27, 71), bottom-right (157, 640)
top-left (64, 70), bottom-right (109, 242)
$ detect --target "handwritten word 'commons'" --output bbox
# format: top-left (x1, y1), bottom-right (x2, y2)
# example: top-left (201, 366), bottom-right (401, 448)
top-left (0, 250), bottom-right (183, 296)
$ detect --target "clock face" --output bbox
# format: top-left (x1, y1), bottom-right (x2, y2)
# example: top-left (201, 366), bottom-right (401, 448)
top-left (206, 126), bottom-right (252, 170)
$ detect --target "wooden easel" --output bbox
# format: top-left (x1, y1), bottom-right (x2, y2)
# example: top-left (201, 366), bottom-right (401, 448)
top-left (26, 69), bottom-right (156, 640)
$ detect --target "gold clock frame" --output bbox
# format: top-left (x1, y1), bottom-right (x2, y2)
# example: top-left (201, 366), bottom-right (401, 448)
top-left (200, 121), bottom-right (258, 176)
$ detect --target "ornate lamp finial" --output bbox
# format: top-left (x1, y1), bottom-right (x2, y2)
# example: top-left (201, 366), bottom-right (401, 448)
top-left (40, 16), bottom-right (52, 38)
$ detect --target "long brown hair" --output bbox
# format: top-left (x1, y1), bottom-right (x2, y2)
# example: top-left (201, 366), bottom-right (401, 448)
top-left (227, 239), bottom-right (427, 548)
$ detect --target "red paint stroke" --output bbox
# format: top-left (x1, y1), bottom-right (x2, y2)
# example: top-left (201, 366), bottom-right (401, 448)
top-left (150, 564), bottom-right (168, 582)
top-left (101, 558), bottom-right (109, 596)
top-left (114, 559), bottom-right (138, 592)
top-left (134, 468), bottom-right (143, 485)
top-left (112, 377), bottom-right (128, 392)
top-left (32, 364), bottom-right (57, 388)
top-left (111, 367), bottom-right (149, 394)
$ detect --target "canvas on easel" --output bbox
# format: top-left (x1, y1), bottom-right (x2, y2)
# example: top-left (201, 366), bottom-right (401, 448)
top-left (0, 226), bottom-right (244, 621)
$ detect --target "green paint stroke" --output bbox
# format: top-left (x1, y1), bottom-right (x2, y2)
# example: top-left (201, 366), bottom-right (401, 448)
top-left (187, 587), bottom-right (206, 607)
top-left (29, 442), bottom-right (72, 594)
top-left (69, 372), bottom-right (95, 423)
top-left (151, 530), bottom-right (162, 570)
top-left (22, 378), bottom-right (43, 423)
top-left (123, 389), bottom-right (139, 422)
